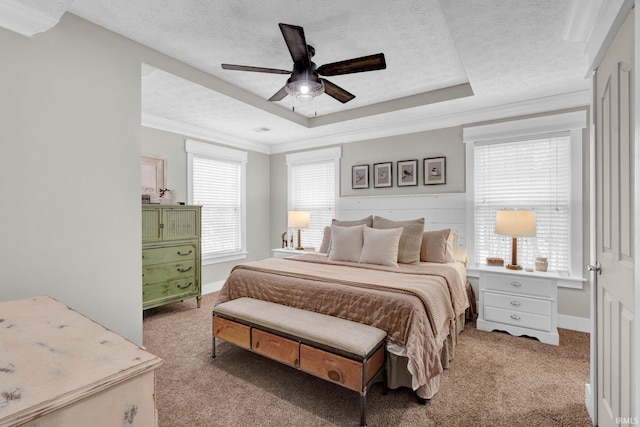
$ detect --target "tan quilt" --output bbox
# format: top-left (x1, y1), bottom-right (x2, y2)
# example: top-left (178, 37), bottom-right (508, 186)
top-left (216, 254), bottom-right (469, 391)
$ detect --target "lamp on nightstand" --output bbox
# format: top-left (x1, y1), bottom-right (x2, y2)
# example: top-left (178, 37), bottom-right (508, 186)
top-left (288, 211), bottom-right (310, 250)
top-left (495, 210), bottom-right (536, 270)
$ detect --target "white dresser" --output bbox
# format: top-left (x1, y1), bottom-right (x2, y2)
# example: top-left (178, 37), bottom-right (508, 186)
top-left (0, 296), bottom-right (163, 426)
top-left (477, 267), bottom-right (559, 345)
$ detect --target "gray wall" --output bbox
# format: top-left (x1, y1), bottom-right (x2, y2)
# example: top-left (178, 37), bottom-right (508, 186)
top-left (0, 12), bottom-right (273, 345)
top-left (141, 127), bottom-right (271, 285)
top-left (0, 14), bottom-right (144, 343)
top-left (341, 127), bottom-right (465, 196)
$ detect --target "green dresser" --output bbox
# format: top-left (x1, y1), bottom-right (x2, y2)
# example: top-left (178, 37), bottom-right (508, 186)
top-left (142, 205), bottom-right (202, 310)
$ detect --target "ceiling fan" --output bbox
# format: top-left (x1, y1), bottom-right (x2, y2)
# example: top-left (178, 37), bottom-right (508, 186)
top-left (221, 23), bottom-right (386, 104)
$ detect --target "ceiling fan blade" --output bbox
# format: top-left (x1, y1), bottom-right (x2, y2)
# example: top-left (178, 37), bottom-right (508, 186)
top-left (317, 53), bottom-right (386, 76)
top-left (321, 79), bottom-right (355, 103)
top-left (221, 64), bottom-right (291, 74)
top-left (268, 86), bottom-right (289, 102)
top-left (278, 23), bottom-right (310, 69)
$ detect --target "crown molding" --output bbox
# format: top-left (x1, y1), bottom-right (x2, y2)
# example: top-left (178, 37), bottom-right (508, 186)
top-left (269, 89), bottom-right (591, 154)
top-left (0, 0), bottom-right (60, 36)
top-left (585, 0), bottom-right (634, 73)
top-left (142, 113), bottom-right (271, 155)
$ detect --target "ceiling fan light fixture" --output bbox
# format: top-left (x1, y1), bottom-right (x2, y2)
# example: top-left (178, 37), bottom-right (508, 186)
top-left (285, 75), bottom-right (324, 101)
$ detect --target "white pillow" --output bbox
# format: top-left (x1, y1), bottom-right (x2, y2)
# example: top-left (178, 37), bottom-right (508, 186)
top-left (328, 224), bottom-right (365, 262)
top-left (359, 226), bottom-right (403, 267)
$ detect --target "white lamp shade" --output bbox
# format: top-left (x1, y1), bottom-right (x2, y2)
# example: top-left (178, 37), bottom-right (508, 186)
top-left (288, 211), bottom-right (310, 228)
top-left (495, 210), bottom-right (536, 236)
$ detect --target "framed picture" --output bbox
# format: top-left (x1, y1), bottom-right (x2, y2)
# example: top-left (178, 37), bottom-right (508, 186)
top-left (397, 159), bottom-right (418, 186)
top-left (141, 154), bottom-right (167, 202)
top-left (424, 157), bottom-right (446, 185)
top-left (352, 164), bottom-right (369, 189)
top-left (373, 162), bottom-right (393, 188)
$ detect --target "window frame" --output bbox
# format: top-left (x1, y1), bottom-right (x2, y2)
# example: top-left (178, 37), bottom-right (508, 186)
top-left (286, 147), bottom-right (341, 250)
top-left (464, 111), bottom-right (586, 282)
top-left (186, 139), bottom-right (248, 265)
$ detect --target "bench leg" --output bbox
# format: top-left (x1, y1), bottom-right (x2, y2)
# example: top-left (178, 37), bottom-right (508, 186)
top-left (212, 336), bottom-right (216, 358)
top-left (360, 392), bottom-right (367, 427)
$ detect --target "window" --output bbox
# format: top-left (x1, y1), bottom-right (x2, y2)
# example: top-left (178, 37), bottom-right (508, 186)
top-left (286, 147), bottom-right (341, 249)
top-left (186, 140), bottom-right (247, 264)
top-left (464, 111), bottom-right (586, 277)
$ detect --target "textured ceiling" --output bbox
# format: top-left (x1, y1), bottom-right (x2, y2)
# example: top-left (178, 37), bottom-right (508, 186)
top-left (64, 0), bottom-right (592, 152)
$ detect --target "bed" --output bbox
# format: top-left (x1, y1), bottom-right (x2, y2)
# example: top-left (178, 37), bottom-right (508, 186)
top-left (215, 216), bottom-right (470, 400)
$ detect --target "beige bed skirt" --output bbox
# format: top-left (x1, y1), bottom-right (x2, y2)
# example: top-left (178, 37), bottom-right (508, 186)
top-left (387, 311), bottom-right (467, 399)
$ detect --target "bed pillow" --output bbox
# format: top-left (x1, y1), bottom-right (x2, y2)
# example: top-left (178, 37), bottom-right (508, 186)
top-left (324, 216), bottom-right (373, 254)
top-left (446, 229), bottom-right (459, 262)
top-left (328, 224), bottom-right (365, 262)
top-left (332, 215), bottom-right (373, 227)
top-left (319, 226), bottom-right (331, 253)
top-left (358, 226), bottom-right (403, 267)
top-left (372, 216), bottom-right (424, 264)
top-left (420, 229), bottom-right (454, 263)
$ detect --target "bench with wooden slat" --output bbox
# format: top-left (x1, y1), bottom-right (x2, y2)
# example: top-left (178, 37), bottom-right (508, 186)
top-left (212, 297), bottom-right (387, 427)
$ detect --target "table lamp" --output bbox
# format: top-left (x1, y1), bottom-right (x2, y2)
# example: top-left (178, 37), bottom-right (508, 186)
top-left (495, 210), bottom-right (536, 270)
top-left (288, 211), bottom-right (310, 250)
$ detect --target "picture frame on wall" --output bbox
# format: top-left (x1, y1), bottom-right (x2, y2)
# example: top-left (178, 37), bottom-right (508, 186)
top-left (397, 159), bottom-right (418, 186)
top-left (352, 164), bottom-right (369, 189)
top-left (141, 154), bottom-right (167, 202)
top-left (373, 162), bottom-right (393, 188)
top-left (424, 156), bottom-right (446, 185)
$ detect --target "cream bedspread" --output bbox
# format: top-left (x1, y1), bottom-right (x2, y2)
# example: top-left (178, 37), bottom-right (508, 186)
top-left (216, 253), bottom-right (468, 394)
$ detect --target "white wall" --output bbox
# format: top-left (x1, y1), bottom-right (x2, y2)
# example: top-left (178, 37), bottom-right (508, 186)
top-left (0, 15), bottom-right (143, 343)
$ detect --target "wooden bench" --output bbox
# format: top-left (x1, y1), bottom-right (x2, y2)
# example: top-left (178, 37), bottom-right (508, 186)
top-left (212, 297), bottom-right (387, 427)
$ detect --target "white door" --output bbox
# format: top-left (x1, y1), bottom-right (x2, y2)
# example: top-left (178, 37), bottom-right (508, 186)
top-left (594, 9), bottom-right (635, 427)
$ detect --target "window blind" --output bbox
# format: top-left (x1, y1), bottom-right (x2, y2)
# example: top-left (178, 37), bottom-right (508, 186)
top-left (192, 155), bottom-right (242, 257)
top-left (290, 160), bottom-right (335, 249)
top-left (474, 134), bottom-right (571, 273)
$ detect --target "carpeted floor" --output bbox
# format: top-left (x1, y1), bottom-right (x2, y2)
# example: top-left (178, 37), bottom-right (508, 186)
top-left (143, 293), bottom-right (592, 427)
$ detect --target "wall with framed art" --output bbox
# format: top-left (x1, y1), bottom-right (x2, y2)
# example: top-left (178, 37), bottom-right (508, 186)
top-left (342, 126), bottom-right (463, 196)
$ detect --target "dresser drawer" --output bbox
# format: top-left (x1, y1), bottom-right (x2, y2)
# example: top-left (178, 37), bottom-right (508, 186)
top-left (213, 317), bottom-right (250, 349)
top-left (300, 344), bottom-right (362, 392)
top-left (143, 260), bottom-right (196, 284)
top-left (142, 244), bottom-right (196, 266)
top-left (484, 306), bottom-right (551, 332)
top-left (143, 276), bottom-right (197, 301)
top-left (483, 291), bottom-right (551, 316)
top-left (482, 272), bottom-right (552, 298)
top-left (252, 329), bottom-right (300, 368)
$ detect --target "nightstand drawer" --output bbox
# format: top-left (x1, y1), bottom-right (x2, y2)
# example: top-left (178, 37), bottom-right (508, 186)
top-left (482, 272), bottom-right (552, 298)
top-left (484, 306), bottom-right (551, 332)
top-left (483, 291), bottom-right (551, 316)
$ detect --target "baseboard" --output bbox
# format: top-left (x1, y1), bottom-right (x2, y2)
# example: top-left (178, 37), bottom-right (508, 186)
top-left (202, 280), bottom-right (225, 295)
top-left (584, 383), bottom-right (595, 423)
top-left (558, 314), bottom-right (591, 333)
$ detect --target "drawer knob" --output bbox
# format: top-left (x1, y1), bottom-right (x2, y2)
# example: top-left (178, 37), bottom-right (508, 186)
top-left (177, 282), bottom-right (192, 289)
top-left (510, 301), bottom-right (521, 307)
top-left (177, 266), bottom-right (193, 273)
top-left (510, 314), bottom-right (521, 320)
top-left (510, 281), bottom-right (522, 287)
top-left (177, 249), bottom-right (193, 256)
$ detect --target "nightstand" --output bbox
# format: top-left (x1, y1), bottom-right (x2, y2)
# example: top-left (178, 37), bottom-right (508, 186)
top-left (477, 266), bottom-right (559, 345)
top-left (271, 248), bottom-right (316, 258)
